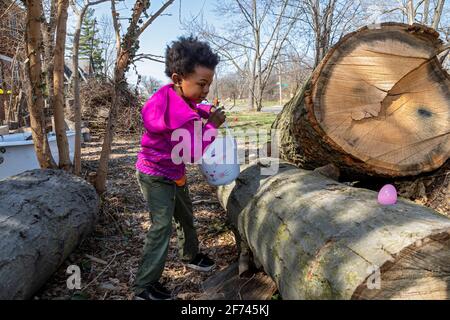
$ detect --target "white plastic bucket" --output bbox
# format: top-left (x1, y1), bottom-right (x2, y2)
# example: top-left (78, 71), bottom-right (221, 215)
top-left (0, 130), bottom-right (76, 180)
top-left (199, 122), bottom-right (240, 186)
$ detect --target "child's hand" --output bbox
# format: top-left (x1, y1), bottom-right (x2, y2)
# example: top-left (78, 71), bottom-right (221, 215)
top-left (208, 107), bottom-right (226, 128)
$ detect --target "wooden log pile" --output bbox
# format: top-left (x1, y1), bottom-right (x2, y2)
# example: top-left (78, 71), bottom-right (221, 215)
top-left (216, 23), bottom-right (450, 300)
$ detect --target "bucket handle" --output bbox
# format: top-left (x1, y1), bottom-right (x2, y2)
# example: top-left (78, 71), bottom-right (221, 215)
top-left (222, 121), bottom-right (236, 147)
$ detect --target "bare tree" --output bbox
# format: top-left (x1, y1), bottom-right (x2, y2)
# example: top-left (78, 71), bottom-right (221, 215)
top-left (22, 0), bottom-right (56, 168)
top-left (361, 0), bottom-right (449, 67)
top-left (98, 13), bottom-right (116, 78)
top-left (278, 45), bottom-right (314, 97)
top-left (216, 71), bottom-right (247, 107)
top-left (52, 0), bottom-right (71, 170)
top-left (94, 0), bottom-right (174, 194)
top-left (139, 75), bottom-right (163, 97)
top-left (293, 0), bottom-right (364, 69)
top-left (187, 0), bottom-right (300, 111)
top-left (307, 0), bottom-right (337, 67)
top-left (432, 0), bottom-right (445, 29)
top-left (368, 0), bottom-right (447, 28)
top-left (407, 0), bottom-right (415, 24)
top-left (70, 0), bottom-right (109, 176)
top-left (423, 0), bottom-right (431, 24)
top-left (40, 0), bottom-right (57, 109)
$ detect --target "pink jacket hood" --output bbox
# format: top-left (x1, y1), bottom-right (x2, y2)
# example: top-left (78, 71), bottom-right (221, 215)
top-left (141, 83), bottom-right (200, 132)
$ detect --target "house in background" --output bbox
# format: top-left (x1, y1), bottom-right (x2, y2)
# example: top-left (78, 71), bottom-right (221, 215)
top-left (64, 58), bottom-right (95, 91)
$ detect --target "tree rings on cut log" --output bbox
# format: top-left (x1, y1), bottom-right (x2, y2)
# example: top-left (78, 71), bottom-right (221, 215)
top-left (273, 23), bottom-right (450, 178)
top-left (310, 23), bottom-right (449, 176)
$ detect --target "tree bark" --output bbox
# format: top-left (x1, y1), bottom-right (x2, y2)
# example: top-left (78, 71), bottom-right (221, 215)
top-left (407, 0), bottom-right (415, 24)
top-left (94, 61), bottom-right (124, 194)
top-left (94, 39), bottom-right (129, 193)
top-left (423, 0), bottom-right (430, 25)
top-left (248, 78), bottom-right (255, 111)
top-left (53, 0), bottom-right (71, 170)
top-left (272, 23), bottom-right (449, 178)
top-left (217, 159), bottom-right (450, 299)
top-left (71, 4), bottom-right (88, 176)
top-left (23, 0), bottom-right (56, 168)
top-left (40, 0), bottom-right (56, 110)
top-left (431, 0), bottom-right (445, 30)
top-left (0, 169), bottom-right (99, 300)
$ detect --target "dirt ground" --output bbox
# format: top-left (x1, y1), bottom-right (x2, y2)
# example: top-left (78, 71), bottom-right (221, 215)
top-left (34, 134), bottom-right (238, 300)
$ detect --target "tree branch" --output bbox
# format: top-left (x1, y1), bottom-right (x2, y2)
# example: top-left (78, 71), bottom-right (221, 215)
top-left (235, 0), bottom-right (254, 27)
top-left (423, 0), bottom-right (430, 24)
top-left (110, 0), bottom-right (121, 51)
top-left (133, 53), bottom-right (164, 63)
top-left (0, 0), bottom-right (18, 20)
top-left (431, 0), bottom-right (445, 30)
top-left (138, 0), bottom-right (175, 36)
top-left (437, 43), bottom-right (450, 55)
top-left (407, 0), bottom-right (415, 24)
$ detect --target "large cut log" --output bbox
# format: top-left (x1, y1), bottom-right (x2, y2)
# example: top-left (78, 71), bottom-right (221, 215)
top-left (272, 23), bottom-right (449, 178)
top-left (0, 169), bottom-right (99, 299)
top-left (218, 159), bottom-right (450, 299)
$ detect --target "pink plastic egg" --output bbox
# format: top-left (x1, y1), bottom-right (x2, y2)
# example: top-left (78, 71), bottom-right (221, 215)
top-left (378, 184), bottom-right (397, 205)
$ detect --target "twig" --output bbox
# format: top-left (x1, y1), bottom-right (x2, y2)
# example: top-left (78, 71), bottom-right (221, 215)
top-left (85, 254), bottom-right (108, 265)
top-left (0, 0), bottom-right (18, 20)
top-left (106, 250), bottom-right (125, 258)
top-left (138, 0), bottom-right (175, 36)
top-left (237, 273), bottom-right (256, 300)
top-left (81, 251), bottom-right (122, 291)
top-left (437, 43), bottom-right (450, 55)
top-left (192, 199), bottom-right (220, 205)
top-left (133, 53), bottom-right (164, 63)
top-left (105, 209), bottom-right (125, 236)
top-left (171, 272), bottom-right (194, 296)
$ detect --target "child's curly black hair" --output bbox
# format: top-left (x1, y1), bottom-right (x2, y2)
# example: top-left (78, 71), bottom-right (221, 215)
top-left (164, 36), bottom-right (220, 78)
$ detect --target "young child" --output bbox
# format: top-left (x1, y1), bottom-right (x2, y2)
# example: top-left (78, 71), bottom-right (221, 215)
top-left (134, 36), bottom-right (226, 300)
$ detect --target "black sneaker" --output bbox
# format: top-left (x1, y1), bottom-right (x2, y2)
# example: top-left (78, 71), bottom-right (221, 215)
top-left (186, 253), bottom-right (216, 272)
top-left (134, 282), bottom-right (172, 300)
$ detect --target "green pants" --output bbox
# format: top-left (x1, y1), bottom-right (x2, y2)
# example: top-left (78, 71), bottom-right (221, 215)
top-left (134, 170), bottom-right (199, 294)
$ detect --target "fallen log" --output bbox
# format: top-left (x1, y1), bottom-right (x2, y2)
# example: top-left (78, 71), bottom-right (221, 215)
top-left (0, 169), bottom-right (99, 299)
top-left (218, 159), bottom-right (450, 299)
top-left (272, 23), bottom-right (449, 178)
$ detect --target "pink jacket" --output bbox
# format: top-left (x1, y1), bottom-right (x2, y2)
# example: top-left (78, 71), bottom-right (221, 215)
top-left (136, 84), bottom-right (218, 180)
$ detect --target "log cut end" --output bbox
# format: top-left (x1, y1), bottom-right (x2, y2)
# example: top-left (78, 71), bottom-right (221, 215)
top-left (308, 23), bottom-right (449, 177)
top-left (353, 232), bottom-right (450, 300)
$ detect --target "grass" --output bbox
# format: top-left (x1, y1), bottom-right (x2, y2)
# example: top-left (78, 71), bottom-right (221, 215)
top-left (223, 99), bottom-right (287, 108)
top-left (222, 111), bottom-right (277, 132)
top-left (217, 111), bottom-right (278, 148)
